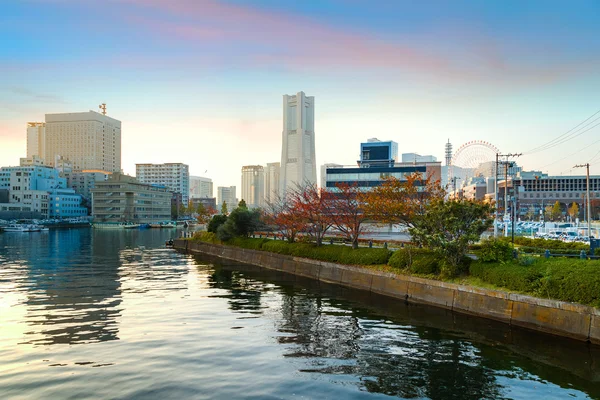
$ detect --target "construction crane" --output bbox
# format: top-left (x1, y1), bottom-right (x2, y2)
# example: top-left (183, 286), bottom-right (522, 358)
top-left (99, 103), bottom-right (107, 115)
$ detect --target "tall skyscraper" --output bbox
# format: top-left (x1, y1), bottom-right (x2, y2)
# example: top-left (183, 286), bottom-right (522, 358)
top-left (26, 122), bottom-right (45, 159)
top-left (265, 162), bottom-right (280, 204)
top-left (136, 163), bottom-right (190, 204)
top-left (217, 186), bottom-right (237, 212)
top-left (280, 91), bottom-right (316, 194)
top-left (189, 176), bottom-right (213, 199)
top-left (44, 111), bottom-right (121, 172)
top-left (241, 165), bottom-right (265, 209)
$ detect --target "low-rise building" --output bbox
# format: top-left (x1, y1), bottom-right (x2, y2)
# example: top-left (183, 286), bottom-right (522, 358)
top-left (91, 173), bottom-right (171, 223)
top-left (0, 161), bottom-right (86, 219)
top-left (498, 171), bottom-right (600, 220)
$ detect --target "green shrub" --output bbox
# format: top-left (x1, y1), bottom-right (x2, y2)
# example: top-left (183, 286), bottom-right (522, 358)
top-left (262, 240), bottom-right (294, 254)
top-left (388, 248), bottom-right (433, 269)
top-left (227, 237), bottom-right (268, 250)
top-left (410, 253), bottom-right (439, 274)
top-left (479, 238), bottom-right (513, 262)
top-left (207, 214), bottom-right (227, 233)
top-left (338, 247), bottom-right (391, 265)
top-left (469, 259), bottom-right (600, 307)
top-left (193, 231), bottom-right (220, 243)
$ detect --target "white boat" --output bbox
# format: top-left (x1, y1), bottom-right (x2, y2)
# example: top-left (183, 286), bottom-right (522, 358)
top-left (3, 224), bottom-right (27, 232)
top-left (22, 225), bottom-right (41, 232)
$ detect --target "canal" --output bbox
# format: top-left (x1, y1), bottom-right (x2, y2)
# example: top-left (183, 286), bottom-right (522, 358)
top-left (0, 229), bottom-right (599, 399)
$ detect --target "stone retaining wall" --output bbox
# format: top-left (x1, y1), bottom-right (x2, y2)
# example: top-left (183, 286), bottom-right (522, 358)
top-left (175, 239), bottom-right (600, 344)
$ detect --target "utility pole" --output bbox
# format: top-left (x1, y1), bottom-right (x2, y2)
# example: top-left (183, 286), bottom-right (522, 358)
top-left (495, 153), bottom-right (522, 237)
top-left (494, 153), bottom-right (499, 237)
top-left (574, 163), bottom-right (591, 241)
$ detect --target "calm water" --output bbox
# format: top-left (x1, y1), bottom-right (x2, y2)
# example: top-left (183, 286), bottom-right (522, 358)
top-left (1, 229), bottom-right (599, 399)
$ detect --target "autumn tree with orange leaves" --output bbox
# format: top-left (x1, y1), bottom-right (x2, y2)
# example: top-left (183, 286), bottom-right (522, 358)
top-left (361, 172), bottom-right (446, 228)
top-left (328, 182), bottom-right (371, 249)
top-left (264, 194), bottom-right (305, 243)
top-left (288, 183), bottom-right (333, 246)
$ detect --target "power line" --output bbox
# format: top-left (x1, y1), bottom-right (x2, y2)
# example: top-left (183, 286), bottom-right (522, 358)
top-left (538, 135), bottom-right (600, 171)
top-left (524, 108), bottom-right (600, 154)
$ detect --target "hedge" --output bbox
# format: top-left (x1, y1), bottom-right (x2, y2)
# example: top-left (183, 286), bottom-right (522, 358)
top-left (193, 237), bottom-right (392, 266)
top-left (388, 248), bottom-right (439, 274)
top-left (470, 258), bottom-right (600, 307)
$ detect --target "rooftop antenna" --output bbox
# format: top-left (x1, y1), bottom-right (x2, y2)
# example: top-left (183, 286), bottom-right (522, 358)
top-left (99, 103), bottom-right (107, 115)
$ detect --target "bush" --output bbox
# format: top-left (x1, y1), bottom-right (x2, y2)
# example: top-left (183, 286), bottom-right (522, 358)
top-left (227, 237), bottom-right (269, 250)
top-left (478, 238), bottom-right (513, 262)
top-left (387, 248), bottom-right (444, 275)
top-left (469, 258), bottom-right (600, 307)
top-left (207, 214), bottom-right (227, 233)
top-left (388, 248), bottom-right (433, 269)
top-left (410, 253), bottom-right (439, 274)
top-left (248, 240), bottom-right (390, 266)
top-left (193, 231), bottom-right (220, 243)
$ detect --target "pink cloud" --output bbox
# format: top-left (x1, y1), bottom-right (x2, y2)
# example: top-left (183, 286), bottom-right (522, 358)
top-left (113, 0), bottom-right (599, 85)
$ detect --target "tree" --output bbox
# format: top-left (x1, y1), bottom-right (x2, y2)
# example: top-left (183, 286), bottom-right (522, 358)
top-left (217, 207), bottom-right (261, 240)
top-left (568, 202), bottom-right (579, 220)
top-left (221, 201), bottom-right (229, 216)
top-left (178, 203), bottom-right (186, 218)
top-left (551, 201), bottom-right (562, 221)
top-left (288, 183), bottom-right (333, 246)
top-left (186, 201), bottom-right (195, 216)
top-left (264, 194), bottom-right (305, 242)
top-left (196, 203), bottom-right (217, 225)
top-left (525, 205), bottom-right (535, 221)
top-left (207, 214), bottom-right (228, 233)
top-left (362, 172), bottom-right (446, 229)
top-left (409, 199), bottom-right (494, 277)
top-left (238, 199), bottom-right (247, 210)
top-left (329, 182), bottom-right (370, 249)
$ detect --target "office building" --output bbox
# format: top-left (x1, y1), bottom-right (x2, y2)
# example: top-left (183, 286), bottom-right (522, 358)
top-left (320, 163), bottom-right (342, 189)
top-left (91, 173), bottom-right (171, 223)
top-left (0, 162), bottom-right (86, 219)
top-left (280, 91), bottom-right (316, 194)
top-left (19, 155), bottom-right (45, 167)
top-left (217, 186), bottom-right (237, 212)
top-left (189, 176), bottom-right (213, 199)
top-left (497, 172), bottom-right (600, 220)
top-left (265, 162), bottom-right (280, 204)
top-left (68, 170), bottom-right (111, 203)
top-left (45, 111), bottom-right (121, 172)
top-left (324, 139), bottom-right (441, 192)
top-left (359, 138), bottom-right (398, 167)
top-left (190, 197), bottom-right (217, 211)
top-left (136, 163), bottom-right (190, 205)
top-left (241, 165), bottom-right (265, 209)
top-left (26, 122), bottom-right (45, 159)
top-left (401, 153), bottom-right (437, 163)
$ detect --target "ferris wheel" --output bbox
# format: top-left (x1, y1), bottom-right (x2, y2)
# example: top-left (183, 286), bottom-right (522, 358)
top-left (449, 140), bottom-right (500, 184)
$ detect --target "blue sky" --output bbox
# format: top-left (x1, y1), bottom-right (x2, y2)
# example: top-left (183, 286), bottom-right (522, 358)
top-left (2, 0), bottom-right (600, 190)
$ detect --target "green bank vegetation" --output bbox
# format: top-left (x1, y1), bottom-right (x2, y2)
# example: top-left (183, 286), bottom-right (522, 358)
top-left (190, 176), bottom-right (600, 308)
top-left (191, 232), bottom-right (600, 308)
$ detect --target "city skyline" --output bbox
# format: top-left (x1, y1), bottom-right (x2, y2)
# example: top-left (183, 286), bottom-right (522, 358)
top-left (2, 0), bottom-right (600, 192)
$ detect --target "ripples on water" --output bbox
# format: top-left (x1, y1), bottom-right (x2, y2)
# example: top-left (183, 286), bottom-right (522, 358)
top-left (0, 229), bottom-right (599, 399)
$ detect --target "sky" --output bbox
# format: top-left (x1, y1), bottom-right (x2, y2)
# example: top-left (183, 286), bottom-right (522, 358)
top-left (2, 0), bottom-right (600, 192)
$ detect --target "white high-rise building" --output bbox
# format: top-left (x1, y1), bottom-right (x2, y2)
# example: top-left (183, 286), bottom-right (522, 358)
top-left (280, 91), bottom-right (316, 194)
top-left (241, 165), bottom-right (265, 209)
top-left (217, 186), bottom-right (237, 212)
top-left (136, 163), bottom-right (190, 204)
top-left (26, 122), bottom-right (46, 159)
top-left (189, 176), bottom-right (213, 199)
top-left (45, 111), bottom-right (121, 173)
top-left (265, 162), bottom-right (280, 204)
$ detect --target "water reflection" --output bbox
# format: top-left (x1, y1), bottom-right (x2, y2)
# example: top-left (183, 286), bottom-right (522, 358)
top-left (203, 258), bottom-right (600, 399)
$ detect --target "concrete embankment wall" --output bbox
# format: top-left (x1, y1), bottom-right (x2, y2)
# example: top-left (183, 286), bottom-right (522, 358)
top-left (175, 239), bottom-right (600, 344)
